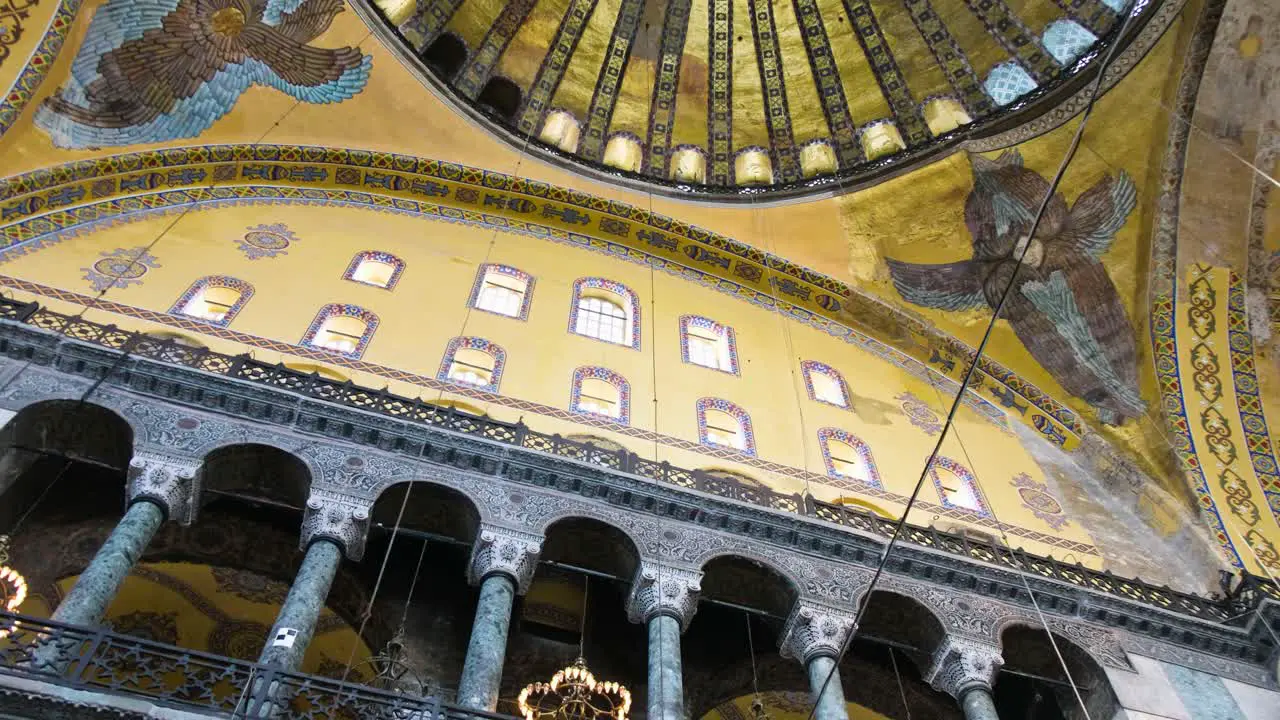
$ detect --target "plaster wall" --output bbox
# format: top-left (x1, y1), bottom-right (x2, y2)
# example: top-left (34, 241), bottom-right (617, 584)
top-left (1105, 654), bottom-right (1280, 720)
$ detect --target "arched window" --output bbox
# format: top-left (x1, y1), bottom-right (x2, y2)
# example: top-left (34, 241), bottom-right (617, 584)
top-left (301, 305), bottom-right (378, 358)
top-left (477, 76), bottom-right (521, 121)
top-left (540, 110), bottom-right (581, 153)
top-left (569, 278), bottom-right (640, 349)
top-left (437, 337), bottom-right (505, 392)
top-left (681, 316), bottom-right (738, 374)
top-left (801, 361), bottom-right (849, 408)
top-left (696, 398), bottom-right (755, 455)
top-left (985, 62), bottom-right (1038, 106)
top-left (818, 428), bottom-right (883, 489)
top-left (169, 276), bottom-right (253, 326)
top-left (922, 96), bottom-right (973, 136)
top-left (469, 264), bottom-right (534, 319)
top-left (423, 33), bottom-right (468, 80)
top-left (603, 132), bottom-right (643, 172)
top-left (570, 367), bottom-right (630, 424)
top-left (344, 251), bottom-right (405, 289)
top-left (930, 456), bottom-right (990, 517)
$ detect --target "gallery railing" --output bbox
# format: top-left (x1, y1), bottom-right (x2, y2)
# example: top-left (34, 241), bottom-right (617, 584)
top-left (0, 610), bottom-right (509, 719)
top-left (0, 298), bottom-right (1276, 627)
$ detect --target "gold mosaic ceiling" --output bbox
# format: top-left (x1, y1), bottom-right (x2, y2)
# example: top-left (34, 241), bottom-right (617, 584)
top-left (367, 0), bottom-right (1147, 197)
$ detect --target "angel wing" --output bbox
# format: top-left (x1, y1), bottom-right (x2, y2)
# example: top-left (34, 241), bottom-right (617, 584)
top-left (1060, 171), bottom-right (1136, 258)
top-left (267, 0), bottom-right (347, 41)
top-left (241, 26), bottom-right (371, 102)
top-left (885, 258), bottom-right (987, 312)
top-left (57, 0), bottom-right (184, 108)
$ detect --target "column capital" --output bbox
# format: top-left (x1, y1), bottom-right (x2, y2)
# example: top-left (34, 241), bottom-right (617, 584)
top-left (625, 561), bottom-right (702, 630)
top-left (127, 451), bottom-right (202, 525)
top-left (467, 525), bottom-right (543, 593)
top-left (301, 490), bottom-right (371, 562)
top-left (780, 601), bottom-right (858, 664)
top-left (926, 636), bottom-right (1004, 700)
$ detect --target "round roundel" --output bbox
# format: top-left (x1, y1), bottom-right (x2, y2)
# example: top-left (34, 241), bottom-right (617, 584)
top-left (92, 256), bottom-right (149, 281)
top-left (1017, 486), bottom-right (1064, 515)
top-left (242, 229), bottom-right (292, 251)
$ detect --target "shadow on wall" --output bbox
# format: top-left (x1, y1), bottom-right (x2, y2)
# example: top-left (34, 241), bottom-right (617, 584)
top-left (1014, 422), bottom-right (1227, 594)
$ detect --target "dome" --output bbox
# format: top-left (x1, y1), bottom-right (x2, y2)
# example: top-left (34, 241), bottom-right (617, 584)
top-left (366, 0), bottom-right (1147, 200)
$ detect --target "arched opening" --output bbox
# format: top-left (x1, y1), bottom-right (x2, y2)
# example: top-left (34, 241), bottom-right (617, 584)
top-left (847, 590), bottom-right (949, 716)
top-left (997, 624), bottom-right (1118, 719)
top-left (422, 33), bottom-right (468, 80)
top-left (477, 77), bottom-right (522, 122)
top-left (0, 400), bottom-right (134, 531)
top-left (199, 444), bottom-right (312, 525)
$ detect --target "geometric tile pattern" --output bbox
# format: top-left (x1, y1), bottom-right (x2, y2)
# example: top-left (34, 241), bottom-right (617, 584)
top-left (985, 61), bottom-right (1039, 106)
top-left (568, 277), bottom-right (641, 349)
top-left (1042, 19), bottom-right (1099, 66)
top-left (516, 0), bottom-right (600, 134)
top-left (643, 0), bottom-right (694, 175)
top-left (578, 0), bottom-right (646, 161)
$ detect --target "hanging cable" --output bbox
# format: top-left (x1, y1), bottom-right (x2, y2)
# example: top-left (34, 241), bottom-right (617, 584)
top-left (888, 648), bottom-right (912, 720)
top-left (801, 3), bottom-right (1146, 718)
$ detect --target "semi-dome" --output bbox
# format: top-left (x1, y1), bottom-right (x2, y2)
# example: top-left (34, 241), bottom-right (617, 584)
top-left (364, 0), bottom-right (1153, 199)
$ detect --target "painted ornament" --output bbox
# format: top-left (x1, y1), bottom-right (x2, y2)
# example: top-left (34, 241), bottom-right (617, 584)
top-left (82, 247), bottom-right (160, 292)
top-left (1011, 472), bottom-right (1069, 530)
top-left (896, 391), bottom-right (942, 435)
top-left (238, 223), bottom-right (298, 259)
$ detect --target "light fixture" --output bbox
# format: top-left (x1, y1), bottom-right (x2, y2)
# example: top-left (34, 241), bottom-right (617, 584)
top-left (518, 576), bottom-right (630, 720)
top-left (0, 535), bottom-right (28, 637)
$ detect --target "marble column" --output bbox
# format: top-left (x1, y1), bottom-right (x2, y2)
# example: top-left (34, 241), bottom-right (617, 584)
top-left (458, 526), bottom-right (542, 711)
top-left (780, 601), bottom-right (859, 720)
top-left (926, 636), bottom-right (1004, 720)
top-left (52, 453), bottom-right (200, 626)
top-left (258, 492), bottom-right (370, 671)
top-left (626, 562), bottom-right (703, 720)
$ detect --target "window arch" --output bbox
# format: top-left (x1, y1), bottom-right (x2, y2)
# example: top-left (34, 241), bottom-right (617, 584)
top-left (437, 337), bottom-right (506, 392)
top-left (343, 251), bottom-right (405, 289)
top-left (801, 361), bottom-right (849, 408)
top-left (680, 315), bottom-right (738, 374)
top-left (930, 456), bottom-right (990, 517)
top-left (468, 264), bottom-right (534, 319)
top-left (568, 278), bottom-right (640, 349)
top-left (817, 428), bottom-right (883, 489)
top-left (169, 276), bottom-right (253, 326)
top-left (477, 76), bottom-right (521, 121)
top-left (696, 398), bottom-right (755, 455)
top-left (301, 304), bottom-right (378, 358)
top-left (570, 367), bottom-right (631, 424)
top-left (423, 32), bottom-right (468, 79)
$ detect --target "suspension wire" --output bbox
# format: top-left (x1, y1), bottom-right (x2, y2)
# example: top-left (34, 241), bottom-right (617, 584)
top-left (801, 3), bottom-right (1144, 718)
top-left (746, 611), bottom-right (761, 699)
top-left (888, 647), bottom-right (912, 720)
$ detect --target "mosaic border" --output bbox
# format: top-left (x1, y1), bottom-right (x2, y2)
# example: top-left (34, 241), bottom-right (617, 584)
top-left (838, 0), bottom-right (929, 144)
top-left (959, 0), bottom-right (1059, 84)
top-left (696, 397), bottom-right (757, 456)
top-left (300, 303), bottom-right (380, 359)
top-left (679, 314), bottom-right (740, 375)
top-left (570, 365), bottom-right (632, 425)
top-left (643, 0), bottom-right (694, 175)
top-left (706, 0), bottom-right (734, 183)
top-left (577, 0), bottom-right (646, 161)
top-left (568, 277), bottom-right (641, 349)
top-left (453, 0), bottom-right (541, 99)
top-left (0, 0), bottom-right (80, 139)
top-left (515, 0), bottom-right (600, 134)
top-left (746, 0), bottom-right (800, 181)
top-left (788, 0), bottom-right (861, 167)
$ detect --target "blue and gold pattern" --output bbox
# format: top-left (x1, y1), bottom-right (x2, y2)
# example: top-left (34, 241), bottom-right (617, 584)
top-left (577, 0), bottom-right (646, 161)
top-left (789, 0), bottom-right (860, 167)
top-left (514, 0), bottom-right (600, 135)
top-left (838, 0), bottom-right (928, 144)
top-left (643, 0), bottom-right (694, 176)
top-left (900, 0), bottom-right (992, 116)
top-left (746, 0), bottom-right (799, 181)
top-left (453, 0), bottom-right (541, 99)
top-left (706, 0), bottom-right (734, 183)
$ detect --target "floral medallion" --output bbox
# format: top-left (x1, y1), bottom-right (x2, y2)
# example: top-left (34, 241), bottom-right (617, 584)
top-left (237, 223), bottom-right (299, 260)
top-left (1011, 472), bottom-right (1069, 530)
top-left (896, 391), bottom-right (942, 435)
top-left (82, 247), bottom-right (160, 292)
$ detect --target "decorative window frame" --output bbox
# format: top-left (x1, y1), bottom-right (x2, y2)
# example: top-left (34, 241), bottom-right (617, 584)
top-left (467, 264), bottom-right (535, 320)
top-left (436, 336), bottom-right (507, 393)
top-left (168, 276), bottom-right (254, 327)
top-left (816, 428), bottom-right (883, 489)
top-left (679, 315), bottom-right (740, 375)
top-left (696, 398), bottom-right (756, 456)
top-left (801, 361), bottom-right (849, 408)
top-left (569, 366), bottom-right (631, 425)
top-left (567, 277), bottom-right (641, 349)
top-left (929, 456), bottom-right (991, 518)
top-left (342, 251), bottom-right (406, 289)
top-left (300, 304), bottom-right (379, 359)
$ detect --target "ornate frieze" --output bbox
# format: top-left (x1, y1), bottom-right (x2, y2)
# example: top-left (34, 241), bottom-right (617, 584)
top-left (925, 636), bottom-right (1003, 699)
top-left (625, 561), bottom-right (703, 630)
top-left (301, 490), bottom-right (372, 561)
top-left (467, 525), bottom-right (543, 593)
top-left (779, 601), bottom-right (858, 664)
top-left (127, 450), bottom-right (203, 525)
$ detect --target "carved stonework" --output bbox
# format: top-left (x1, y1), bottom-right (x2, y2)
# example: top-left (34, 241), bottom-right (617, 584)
top-left (625, 561), bottom-right (703, 630)
top-left (127, 450), bottom-right (202, 525)
top-left (467, 525), bottom-right (543, 593)
top-left (301, 489), bottom-right (372, 561)
top-left (779, 601), bottom-right (858, 664)
top-left (926, 636), bottom-right (1003, 699)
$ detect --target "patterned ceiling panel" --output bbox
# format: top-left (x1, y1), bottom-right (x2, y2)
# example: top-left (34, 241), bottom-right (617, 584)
top-left (368, 0), bottom-right (1162, 199)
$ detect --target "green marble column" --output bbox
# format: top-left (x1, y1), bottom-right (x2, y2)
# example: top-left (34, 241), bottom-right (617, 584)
top-left (960, 686), bottom-right (1001, 720)
top-left (457, 573), bottom-right (517, 710)
top-left (806, 655), bottom-right (850, 720)
top-left (647, 613), bottom-right (685, 720)
top-left (258, 539), bottom-right (343, 670)
top-left (51, 499), bottom-right (165, 626)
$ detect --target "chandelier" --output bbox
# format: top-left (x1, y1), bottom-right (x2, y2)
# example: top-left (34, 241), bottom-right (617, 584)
top-left (517, 657), bottom-right (631, 720)
top-left (0, 535), bottom-right (28, 638)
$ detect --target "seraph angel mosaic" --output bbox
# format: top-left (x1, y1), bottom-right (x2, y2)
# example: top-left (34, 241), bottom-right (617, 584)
top-left (887, 151), bottom-right (1143, 425)
top-left (34, 0), bottom-right (371, 148)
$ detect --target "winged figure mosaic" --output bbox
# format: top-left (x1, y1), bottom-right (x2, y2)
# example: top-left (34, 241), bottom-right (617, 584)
top-left (886, 151), bottom-right (1144, 425)
top-left (35, 0), bottom-right (371, 148)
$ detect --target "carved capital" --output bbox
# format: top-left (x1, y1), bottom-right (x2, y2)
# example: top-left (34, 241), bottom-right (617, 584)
top-left (127, 451), bottom-right (202, 525)
top-left (625, 562), bottom-right (702, 630)
top-left (301, 490), bottom-right (372, 561)
top-left (467, 525), bottom-right (543, 593)
top-left (779, 601), bottom-right (857, 664)
top-left (926, 636), bottom-right (1004, 699)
